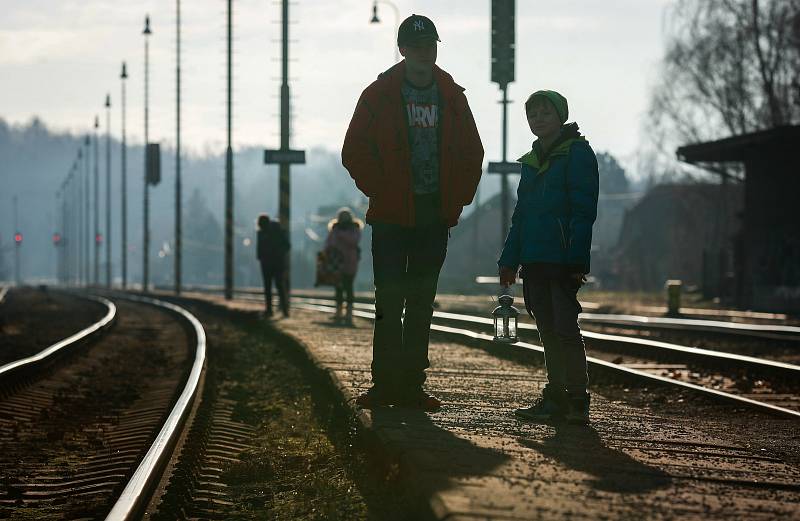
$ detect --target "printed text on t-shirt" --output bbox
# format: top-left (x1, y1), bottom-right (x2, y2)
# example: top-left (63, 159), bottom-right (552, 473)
top-left (406, 103), bottom-right (439, 128)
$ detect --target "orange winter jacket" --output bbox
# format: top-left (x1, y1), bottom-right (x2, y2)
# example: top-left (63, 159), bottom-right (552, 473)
top-left (342, 61), bottom-right (484, 227)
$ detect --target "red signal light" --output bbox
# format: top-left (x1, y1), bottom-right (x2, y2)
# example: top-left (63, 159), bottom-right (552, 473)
top-left (53, 233), bottom-right (62, 245)
top-left (95, 233), bottom-right (103, 245)
top-left (14, 232), bottom-right (22, 244)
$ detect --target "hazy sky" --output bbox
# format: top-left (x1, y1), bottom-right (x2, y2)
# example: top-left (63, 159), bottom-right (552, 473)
top-left (1, 0), bottom-right (673, 170)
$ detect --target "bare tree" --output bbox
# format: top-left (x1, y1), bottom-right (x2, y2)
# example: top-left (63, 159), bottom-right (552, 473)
top-left (643, 0), bottom-right (800, 182)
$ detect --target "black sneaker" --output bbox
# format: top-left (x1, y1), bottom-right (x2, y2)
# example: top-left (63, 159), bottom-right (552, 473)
top-left (564, 391), bottom-right (590, 424)
top-left (515, 386), bottom-right (567, 422)
top-left (355, 386), bottom-right (394, 409)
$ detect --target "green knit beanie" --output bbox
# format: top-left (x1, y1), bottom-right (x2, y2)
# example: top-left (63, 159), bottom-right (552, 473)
top-left (525, 90), bottom-right (568, 124)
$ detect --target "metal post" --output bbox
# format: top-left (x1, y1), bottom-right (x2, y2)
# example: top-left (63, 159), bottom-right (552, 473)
top-left (61, 185), bottom-right (67, 284)
top-left (93, 116), bottom-right (100, 286)
top-left (75, 148), bottom-right (85, 286)
top-left (370, 0), bottom-right (400, 63)
top-left (77, 152), bottom-right (82, 284)
top-left (69, 167), bottom-right (75, 284)
top-left (143, 16), bottom-right (152, 293)
top-left (13, 195), bottom-right (20, 285)
top-left (500, 85), bottom-right (509, 240)
top-left (175, 0), bottom-right (182, 295)
top-left (279, 0), bottom-right (291, 301)
top-left (105, 95), bottom-right (112, 287)
top-left (121, 62), bottom-right (128, 289)
top-left (61, 182), bottom-right (66, 285)
top-left (72, 165), bottom-right (78, 285)
top-left (224, 0), bottom-right (234, 300)
top-left (84, 135), bottom-right (90, 287)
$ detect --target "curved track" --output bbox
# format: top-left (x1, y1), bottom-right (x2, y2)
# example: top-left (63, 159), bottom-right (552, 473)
top-left (0, 293), bottom-right (206, 521)
top-left (0, 293), bottom-right (116, 387)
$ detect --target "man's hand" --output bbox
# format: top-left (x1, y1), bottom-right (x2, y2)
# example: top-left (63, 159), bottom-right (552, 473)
top-left (499, 266), bottom-right (518, 287)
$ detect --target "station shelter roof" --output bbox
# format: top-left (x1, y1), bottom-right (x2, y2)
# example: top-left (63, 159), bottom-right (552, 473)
top-left (676, 125), bottom-right (800, 165)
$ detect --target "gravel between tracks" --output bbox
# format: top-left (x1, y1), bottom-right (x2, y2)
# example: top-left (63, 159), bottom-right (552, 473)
top-left (0, 288), bottom-right (106, 366)
top-left (0, 299), bottom-right (189, 520)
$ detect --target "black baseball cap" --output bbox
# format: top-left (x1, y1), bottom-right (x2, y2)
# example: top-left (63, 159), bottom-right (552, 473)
top-left (397, 14), bottom-right (440, 47)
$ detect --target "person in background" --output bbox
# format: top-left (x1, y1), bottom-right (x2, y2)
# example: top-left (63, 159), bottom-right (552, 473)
top-left (342, 14), bottom-right (483, 411)
top-left (324, 207), bottom-right (364, 325)
top-left (256, 213), bottom-right (290, 318)
top-left (497, 90), bottom-right (599, 424)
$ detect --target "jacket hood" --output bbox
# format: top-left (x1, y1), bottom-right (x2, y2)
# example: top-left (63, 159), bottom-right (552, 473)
top-left (518, 122), bottom-right (586, 173)
top-left (375, 61), bottom-right (465, 101)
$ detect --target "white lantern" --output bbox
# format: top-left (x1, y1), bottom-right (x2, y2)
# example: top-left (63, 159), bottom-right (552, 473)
top-left (492, 289), bottom-right (519, 343)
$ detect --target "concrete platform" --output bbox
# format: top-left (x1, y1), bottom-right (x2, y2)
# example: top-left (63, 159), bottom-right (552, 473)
top-left (177, 292), bottom-right (800, 520)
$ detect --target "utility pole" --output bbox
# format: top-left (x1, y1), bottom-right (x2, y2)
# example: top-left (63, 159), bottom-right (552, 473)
top-left (78, 148), bottom-right (84, 285)
top-left (84, 134), bottom-right (90, 286)
top-left (224, 0), bottom-right (234, 300)
top-left (487, 0), bottom-right (517, 244)
top-left (69, 163), bottom-right (75, 284)
top-left (13, 195), bottom-right (20, 285)
top-left (93, 116), bottom-right (100, 286)
top-left (143, 15), bottom-right (152, 292)
top-left (59, 185), bottom-right (67, 284)
top-left (263, 0), bottom-right (306, 308)
top-left (105, 94), bottom-right (112, 287)
top-left (72, 162), bottom-right (79, 285)
top-left (175, 0), bottom-right (182, 295)
top-left (121, 61), bottom-right (128, 289)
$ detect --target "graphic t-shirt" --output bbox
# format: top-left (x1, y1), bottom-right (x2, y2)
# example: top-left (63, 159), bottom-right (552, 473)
top-left (401, 80), bottom-right (440, 195)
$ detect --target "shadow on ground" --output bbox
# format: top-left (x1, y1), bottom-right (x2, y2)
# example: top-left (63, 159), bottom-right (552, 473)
top-left (518, 423), bottom-right (672, 493)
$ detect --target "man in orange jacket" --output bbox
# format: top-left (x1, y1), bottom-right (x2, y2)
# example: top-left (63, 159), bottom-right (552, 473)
top-left (342, 14), bottom-right (483, 411)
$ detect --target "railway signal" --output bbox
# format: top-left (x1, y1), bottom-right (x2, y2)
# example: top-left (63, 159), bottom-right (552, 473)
top-left (53, 233), bottom-right (62, 245)
top-left (14, 233), bottom-right (23, 245)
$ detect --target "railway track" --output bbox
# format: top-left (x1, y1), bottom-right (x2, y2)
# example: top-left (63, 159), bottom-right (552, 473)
top-left (169, 286), bottom-right (800, 417)
top-left (0, 293), bottom-right (206, 520)
top-left (286, 296), bottom-right (800, 420)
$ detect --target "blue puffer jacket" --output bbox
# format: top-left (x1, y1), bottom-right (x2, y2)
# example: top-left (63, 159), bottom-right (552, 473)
top-left (498, 127), bottom-right (599, 273)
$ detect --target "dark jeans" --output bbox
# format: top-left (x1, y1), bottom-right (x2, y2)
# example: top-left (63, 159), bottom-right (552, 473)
top-left (335, 274), bottom-right (355, 306)
top-left (521, 264), bottom-right (588, 393)
top-left (260, 263), bottom-right (288, 315)
top-left (371, 223), bottom-right (448, 394)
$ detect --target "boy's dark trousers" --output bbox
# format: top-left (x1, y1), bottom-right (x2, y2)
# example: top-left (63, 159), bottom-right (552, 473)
top-left (370, 223), bottom-right (448, 395)
top-left (260, 263), bottom-right (288, 316)
top-left (521, 263), bottom-right (588, 392)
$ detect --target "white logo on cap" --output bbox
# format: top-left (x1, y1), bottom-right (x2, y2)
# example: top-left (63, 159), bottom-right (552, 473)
top-left (414, 20), bottom-right (425, 31)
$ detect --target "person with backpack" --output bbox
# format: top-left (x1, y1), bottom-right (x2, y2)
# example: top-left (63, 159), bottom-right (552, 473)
top-left (498, 90), bottom-right (599, 424)
top-left (324, 208), bottom-right (363, 325)
top-left (342, 14), bottom-right (484, 411)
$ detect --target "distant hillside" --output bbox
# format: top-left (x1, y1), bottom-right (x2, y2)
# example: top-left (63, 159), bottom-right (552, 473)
top-left (0, 117), bottom-right (365, 286)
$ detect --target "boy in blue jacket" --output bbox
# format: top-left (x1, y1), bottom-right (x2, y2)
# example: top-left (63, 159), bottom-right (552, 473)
top-left (498, 90), bottom-right (599, 424)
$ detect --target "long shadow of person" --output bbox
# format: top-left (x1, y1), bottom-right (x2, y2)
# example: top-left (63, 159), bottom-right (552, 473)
top-left (518, 423), bottom-right (672, 493)
top-left (363, 406), bottom-right (511, 513)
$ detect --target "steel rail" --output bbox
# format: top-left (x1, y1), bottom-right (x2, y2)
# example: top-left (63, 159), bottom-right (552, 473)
top-left (291, 299), bottom-right (800, 420)
top-left (160, 284), bottom-right (795, 322)
top-left (291, 296), bottom-right (800, 378)
top-left (578, 312), bottom-right (800, 340)
top-left (282, 290), bottom-right (799, 341)
top-left (0, 295), bottom-right (116, 379)
top-left (105, 294), bottom-right (206, 521)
